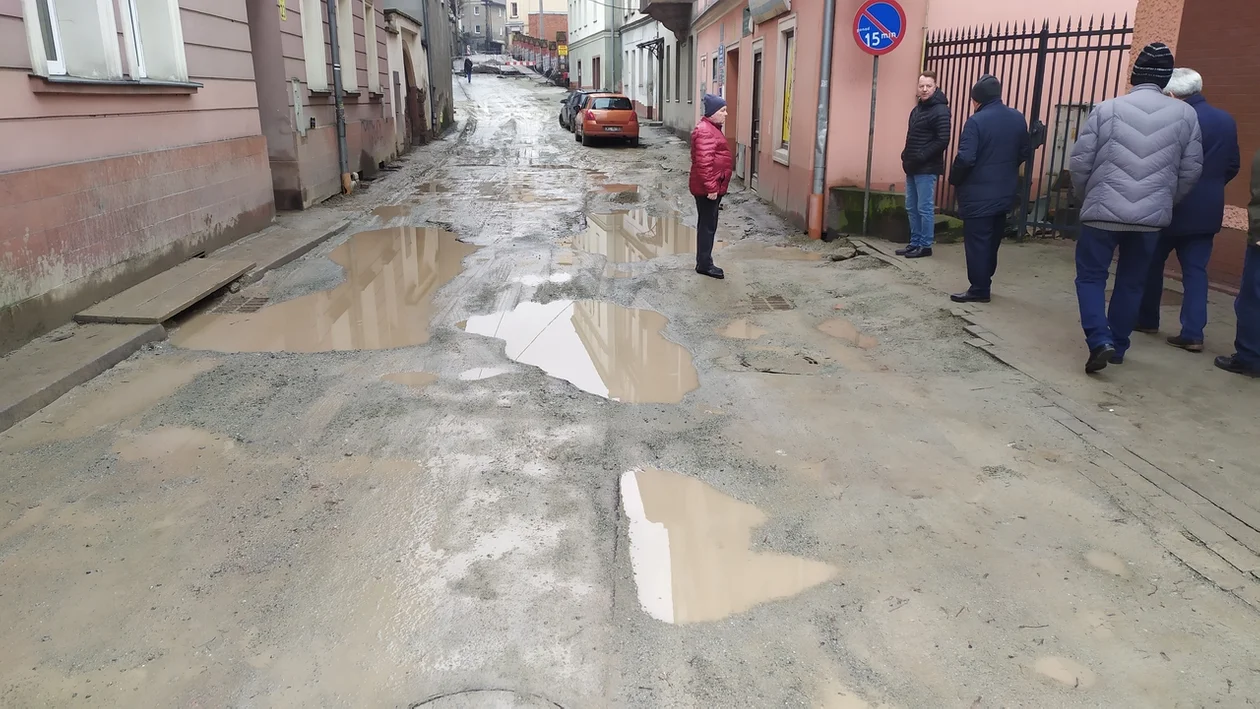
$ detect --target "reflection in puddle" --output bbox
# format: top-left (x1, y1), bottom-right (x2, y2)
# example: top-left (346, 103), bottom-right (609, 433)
top-left (719, 319), bottom-right (767, 340)
top-left (459, 366), bottom-right (512, 381)
top-left (600, 184), bottom-right (639, 193)
top-left (373, 204), bottom-right (413, 220)
top-left (381, 372), bottom-right (438, 389)
top-left (414, 182), bottom-right (452, 194)
top-left (173, 227), bottom-right (477, 353)
top-left (574, 210), bottom-right (722, 264)
top-left (817, 319), bottom-right (878, 349)
top-left (461, 300), bottom-right (697, 403)
top-left (621, 468), bottom-right (837, 623)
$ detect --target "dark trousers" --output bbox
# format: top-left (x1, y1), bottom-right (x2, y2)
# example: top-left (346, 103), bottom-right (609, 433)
top-left (694, 194), bottom-right (722, 268)
top-left (1236, 245), bottom-right (1260, 368)
top-left (1075, 225), bottom-right (1157, 356)
top-left (466, 70), bottom-right (472, 83)
top-left (962, 213), bottom-right (1007, 297)
top-left (1138, 232), bottom-right (1214, 341)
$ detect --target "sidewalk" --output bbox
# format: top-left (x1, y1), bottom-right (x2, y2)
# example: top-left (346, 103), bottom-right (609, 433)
top-left (858, 235), bottom-right (1260, 608)
top-left (0, 209), bottom-right (352, 433)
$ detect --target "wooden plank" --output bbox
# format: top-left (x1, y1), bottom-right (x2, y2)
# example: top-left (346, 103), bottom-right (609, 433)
top-left (76, 258), bottom-right (254, 324)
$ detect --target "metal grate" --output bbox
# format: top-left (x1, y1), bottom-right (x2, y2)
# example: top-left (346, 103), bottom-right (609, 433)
top-left (748, 295), bottom-right (794, 312)
top-left (213, 296), bottom-right (269, 314)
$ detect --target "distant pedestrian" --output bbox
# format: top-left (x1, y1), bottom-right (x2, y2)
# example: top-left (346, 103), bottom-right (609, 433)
top-left (898, 71), bottom-right (951, 259)
top-left (464, 57), bottom-right (473, 84)
top-left (690, 94), bottom-right (734, 280)
top-left (1069, 42), bottom-right (1203, 374)
top-left (1216, 149), bottom-right (1260, 378)
top-left (1137, 68), bottom-right (1240, 352)
top-left (947, 75), bottom-right (1031, 303)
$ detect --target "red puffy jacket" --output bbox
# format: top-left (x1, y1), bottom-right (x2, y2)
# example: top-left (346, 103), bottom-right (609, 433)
top-left (689, 117), bottom-right (734, 197)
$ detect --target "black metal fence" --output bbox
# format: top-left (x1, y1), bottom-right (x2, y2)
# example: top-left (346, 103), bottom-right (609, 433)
top-left (924, 16), bottom-right (1134, 237)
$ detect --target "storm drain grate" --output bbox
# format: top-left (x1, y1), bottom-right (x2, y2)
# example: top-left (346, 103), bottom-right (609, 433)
top-left (213, 296), bottom-right (270, 314)
top-left (748, 295), bottom-right (794, 312)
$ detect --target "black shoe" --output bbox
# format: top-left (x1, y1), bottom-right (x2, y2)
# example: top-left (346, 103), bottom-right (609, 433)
top-left (905, 246), bottom-right (933, 259)
top-left (896, 246), bottom-right (913, 256)
top-left (696, 265), bottom-right (725, 280)
top-left (1135, 325), bottom-right (1159, 334)
top-left (1214, 354), bottom-right (1260, 378)
top-left (1166, 335), bottom-right (1204, 353)
top-left (1086, 344), bottom-right (1116, 374)
top-left (1110, 355), bottom-right (1125, 365)
top-left (950, 291), bottom-right (991, 304)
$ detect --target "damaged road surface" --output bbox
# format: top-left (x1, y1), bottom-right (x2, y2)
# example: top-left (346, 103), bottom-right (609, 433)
top-left (4, 78), bottom-right (1260, 709)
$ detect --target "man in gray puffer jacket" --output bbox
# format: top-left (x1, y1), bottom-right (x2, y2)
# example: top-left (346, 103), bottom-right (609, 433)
top-left (1069, 42), bottom-right (1204, 374)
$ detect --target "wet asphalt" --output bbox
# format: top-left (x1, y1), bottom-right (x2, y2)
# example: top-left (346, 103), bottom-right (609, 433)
top-left (3, 76), bottom-right (1260, 708)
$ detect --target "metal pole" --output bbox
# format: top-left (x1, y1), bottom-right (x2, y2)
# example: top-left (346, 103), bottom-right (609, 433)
top-left (326, 0), bottom-right (352, 194)
top-left (807, 0), bottom-right (838, 240)
top-left (862, 55), bottom-right (880, 236)
top-left (419, 0), bottom-right (437, 135)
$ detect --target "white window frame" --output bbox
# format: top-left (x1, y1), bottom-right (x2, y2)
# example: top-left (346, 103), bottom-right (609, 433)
top-left (335, 0), bottom-right (357, 91)
top-left (475, 23), bottom-right (481, 34)
top-left (300, 0), bottom-right (328, 91)
top-left (772, 14), bottom-right (797, 165)
top-left (365, 0), bottom-right (379, 94)
top-left (120, 0), bottom-right (147, 78)
top-left (33, 0), bottom-right (67, 75)
top-left (473, 5), bottom-right (479, 15)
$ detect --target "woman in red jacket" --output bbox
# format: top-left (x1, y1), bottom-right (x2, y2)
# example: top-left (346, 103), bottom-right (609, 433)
top-left (690, 94), bottom-right (734, 279)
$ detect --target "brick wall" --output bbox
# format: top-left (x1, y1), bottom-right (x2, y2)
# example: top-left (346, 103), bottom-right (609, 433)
top-left (0, 137), bottom-right (274, 351)
top-left (527, 12), bottom-right (568, 43)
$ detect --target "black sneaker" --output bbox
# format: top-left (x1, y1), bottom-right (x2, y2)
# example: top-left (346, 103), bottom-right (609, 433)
top-left (1214, 354), bottom-right (1260, 378)
top-left (896, 246), bottom-right (913, 256)
top-left (696, 265), bottom-right (725, 280)
top-left (1166, 336), bottom-right (1204, 352)
top-left (1086, 344), bottom-right (1116, 374)
top-left (950, 291), bottom-right (991, 303)
top-left (905, 246), bottom-right (933, 259)
top-left (1134, 325), bottom-right (1159, 334)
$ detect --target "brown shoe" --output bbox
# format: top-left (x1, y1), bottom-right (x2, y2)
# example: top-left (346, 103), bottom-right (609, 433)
top-left (1166, 336), bottom-right (1204, 353)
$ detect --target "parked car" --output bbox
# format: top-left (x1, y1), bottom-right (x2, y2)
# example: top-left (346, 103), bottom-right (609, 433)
top-left (574, 94), bottom-right (640, 147)
top-left (559, 90), bottom-right (593, 131)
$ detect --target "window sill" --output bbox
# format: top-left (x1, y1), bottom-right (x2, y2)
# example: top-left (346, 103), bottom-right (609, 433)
top-left (773, 148), bottom-right (789, 166)
top-left (29, 74), bottom-right (202, 95)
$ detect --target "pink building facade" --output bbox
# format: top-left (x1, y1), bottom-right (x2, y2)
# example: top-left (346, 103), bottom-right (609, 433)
top-left (0, 0), bottom-right (275, 352)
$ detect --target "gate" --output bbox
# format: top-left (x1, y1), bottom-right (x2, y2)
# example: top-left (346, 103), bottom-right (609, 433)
top-left (924, 16), bottom-right (1134, 237)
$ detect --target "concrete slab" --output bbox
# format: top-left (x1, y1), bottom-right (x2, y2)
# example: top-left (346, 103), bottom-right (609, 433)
top-left (0, 323), bottom-right (165, 432)
top-left (214, 212), bottom-right (351, 285)
top-left (75, 259), bottom-right (254, 325)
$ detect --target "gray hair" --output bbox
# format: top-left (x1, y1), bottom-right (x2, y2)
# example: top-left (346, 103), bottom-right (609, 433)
top-left (1165, 68), bottom-right (1203, 98)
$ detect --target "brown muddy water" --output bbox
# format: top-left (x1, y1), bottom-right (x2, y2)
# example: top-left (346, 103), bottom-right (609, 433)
top-left (173, 227), bottom-right (477, 353)
top-left (570, 210), bottom-right (723, 264)
top-left (620, 468), bottom-right (837, 624)
top-left (459, 300), bottom-right (698, 403)
top-left (817, 319), bottom-right (878, 349)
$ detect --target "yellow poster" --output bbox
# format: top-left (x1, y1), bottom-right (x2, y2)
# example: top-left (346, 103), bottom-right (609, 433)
top-left (782, 35), bottom-right (795, 147)
top-left (278, 0), bottom-right (286, 21)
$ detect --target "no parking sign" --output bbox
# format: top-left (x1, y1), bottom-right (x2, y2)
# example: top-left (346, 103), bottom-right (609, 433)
top-left (853, 0), bottom-right (907, 56)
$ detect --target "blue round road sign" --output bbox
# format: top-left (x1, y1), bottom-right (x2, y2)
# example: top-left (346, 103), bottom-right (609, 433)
top-left (853, 0), bottom-right (907, 56)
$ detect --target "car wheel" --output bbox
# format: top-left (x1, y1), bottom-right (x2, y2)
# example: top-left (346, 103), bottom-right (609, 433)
top-left (581, 131), bottom-right (592, 147)
top-left (574, 129), bottom-right (581, 143)
top-left (558, 115), bottom-right (565, 128)
top-left (628, 137), bottom-right (639, 148)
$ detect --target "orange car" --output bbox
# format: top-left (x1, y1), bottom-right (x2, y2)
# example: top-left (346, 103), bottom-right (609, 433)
top-left (574, 93), bottom-right (640, 147)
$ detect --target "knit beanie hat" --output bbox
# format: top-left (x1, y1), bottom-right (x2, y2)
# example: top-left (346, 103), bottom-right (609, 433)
top-left (702, 93), bottom-right (727, 118)
top-left (1131, 42), bottom-right (1175, 89)
top-left (971, 75), bottom-right (1002, 105)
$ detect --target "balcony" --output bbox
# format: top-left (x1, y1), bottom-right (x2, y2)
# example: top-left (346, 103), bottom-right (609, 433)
top-left (640, 0), bottom-right (691, 39)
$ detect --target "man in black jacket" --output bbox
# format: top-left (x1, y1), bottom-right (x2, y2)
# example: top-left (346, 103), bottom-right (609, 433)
top-left (899, 71), bottom-right (951, 258)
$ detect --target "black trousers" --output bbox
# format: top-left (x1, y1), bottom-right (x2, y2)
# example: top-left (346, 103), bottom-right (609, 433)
top-left (694, 194), bottom-right (722, 269)
top-left (963, 213), bottom-right (1007, 297)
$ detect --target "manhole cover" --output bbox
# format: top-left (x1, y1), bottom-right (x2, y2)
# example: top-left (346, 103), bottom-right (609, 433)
top-left (748, 295), bottom-right (794, 312)
top-left (411, 689), bottom-right (563, 708)
top-left (213, 295), bottom-right (269, 314)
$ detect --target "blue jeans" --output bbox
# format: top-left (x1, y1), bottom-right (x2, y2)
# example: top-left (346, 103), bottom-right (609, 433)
top-left (1138, 232), bottom-right (1214, 341)
top-left (1075, 225), bottom-right (1158, 356)
top-left (904, 174), bottom-right (937, 248)
top-left (1236, 245), bottom-right (1260, 368)
top-left (963, 213), bottom-right (1007, 297)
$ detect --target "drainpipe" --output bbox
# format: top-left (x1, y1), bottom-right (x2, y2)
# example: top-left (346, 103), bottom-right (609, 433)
top-left (420, 0), bottom-right (437, 135)
top-left (806, 0), bottom-right (838, 240)
top-left (326, 1), bottom-right (353, 194)
top-left (920, 0), bottom-right (931, 69)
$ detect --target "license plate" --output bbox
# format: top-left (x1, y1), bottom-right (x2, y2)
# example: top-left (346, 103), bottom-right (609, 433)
top-left (603, 126), bottom-right (622, 132)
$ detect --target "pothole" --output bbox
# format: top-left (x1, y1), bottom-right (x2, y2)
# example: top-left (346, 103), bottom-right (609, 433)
top-left (569, 210), bottom-right (722, 264)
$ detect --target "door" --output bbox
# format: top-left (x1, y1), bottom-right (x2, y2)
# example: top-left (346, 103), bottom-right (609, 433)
top-left (750, 52), bottom-right (763, 188)
top-left (592, 57), bottom-right (601, 90)
top-left (724, 49), bottom-right (739, 166)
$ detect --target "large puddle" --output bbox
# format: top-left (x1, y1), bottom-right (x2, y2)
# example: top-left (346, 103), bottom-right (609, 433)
top-left (621, 468), bottom-right (838, 623)
top-left (571, 210), bottom-right (720, 264)
top-left (173, 227), bottom-right (477, 353)
top-left (460, 300), bottom-right (697, 403)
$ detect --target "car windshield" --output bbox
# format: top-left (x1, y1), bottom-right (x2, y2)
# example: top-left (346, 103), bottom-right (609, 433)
top-left (590, 97), bottom-right (632, 111)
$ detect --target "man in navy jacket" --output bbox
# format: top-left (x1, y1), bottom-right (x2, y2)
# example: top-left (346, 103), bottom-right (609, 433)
top-left (1138, 68), bottom-right (1241, 351)
top-left (948, 75), bottom-right (1032, 303)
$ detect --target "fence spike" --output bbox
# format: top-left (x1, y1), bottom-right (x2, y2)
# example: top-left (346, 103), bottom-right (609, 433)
top-left (1054, 17), bottom-right (1062, 32)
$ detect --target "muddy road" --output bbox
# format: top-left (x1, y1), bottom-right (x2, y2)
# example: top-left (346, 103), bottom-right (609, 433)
top-left (3, 77), bottom-right (1260, 708)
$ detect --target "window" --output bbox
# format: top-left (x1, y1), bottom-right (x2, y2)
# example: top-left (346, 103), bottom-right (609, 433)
top-left (686, 40), bottom-right (694, 103)
top-left (24, 0), bottom-right (187, 82)
top-left (475, 24), bottom-right (481, 33)
top-left (365, 1), bottom-right (380, 94)
top-left (591, 96), bottom-right (632, 110)
top-left (473, 5), bottom-right (479, 15)
top-left (773, 15), bottom-right (796, 163)
top-left (300, 0), bottom-right (327, 90)
top-left (673, 42), bottom-right (680, 102)
top-left (510, 2), bottom-right (517, 17)
top-left (664, 45), bottom-right (671, 101)
top-left (335, 0), bottom-right (357, 91)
